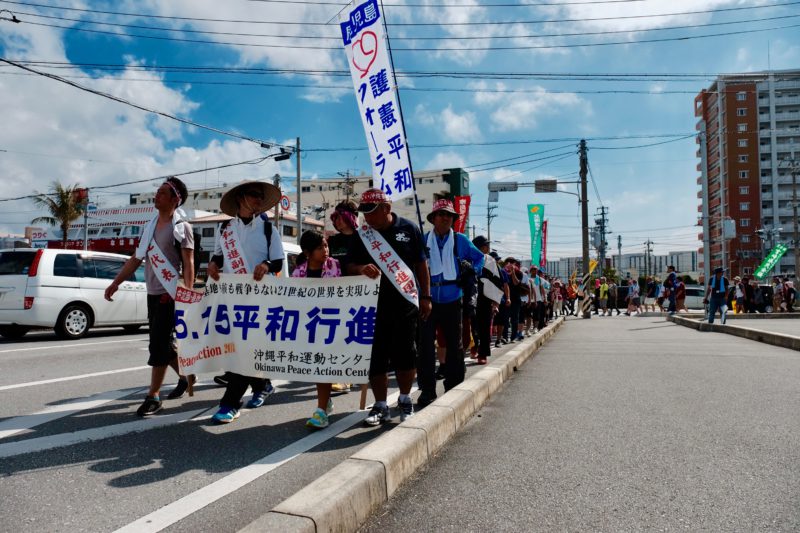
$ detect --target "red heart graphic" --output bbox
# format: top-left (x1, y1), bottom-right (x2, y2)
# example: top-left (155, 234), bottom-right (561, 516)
top-left (351, 30), bottom-right (378, 79)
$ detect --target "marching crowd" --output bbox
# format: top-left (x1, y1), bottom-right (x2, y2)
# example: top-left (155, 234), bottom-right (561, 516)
top-left (103, 176), bottom-right (796, 431)
top-left (103, 178), bottom-right (567, 431)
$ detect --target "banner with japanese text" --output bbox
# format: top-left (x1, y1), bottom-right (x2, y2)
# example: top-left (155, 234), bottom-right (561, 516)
top-left (341, 0), bottom-right (414, 202)
top-left (175, 274), bottom-right (379, 383)
top-left (454, 195), bottom-right (471, 235)
top-left (540, 219), bottom-right (548, 267)
top-left (527, 204), bottom-right (545, 266)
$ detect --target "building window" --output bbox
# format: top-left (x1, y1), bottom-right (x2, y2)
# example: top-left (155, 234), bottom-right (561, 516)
top-left (301, 186), bottom-right (311, 193)
top-left (738, 154), bottom-right (748, 163)
top-left (201, 227), bottom-right (215, 237)
top-left (740, 218), bottom-right (750, 227)
top-left (739, 170), bottom-right (749, 179)
top-left (740, 202), bottom-right (750, 211)
top-left (737, 108), bottom-right (747, 116)
top-left (737, 139), bottom-right (748, 148)
top-left (736, 92), bottom-right (747, 101)
top-left (739, 186), bottom-right (749, 195)
top-left (737, 123), bottom-right (747, 132)
top-left (743, 267), bottom-right (753, 275)
top-left (741, 235), bottom-right (750, 243)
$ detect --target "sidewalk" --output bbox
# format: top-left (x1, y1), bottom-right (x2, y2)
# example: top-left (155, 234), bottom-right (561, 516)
top-left (362, 316), bottom-right (800, 532)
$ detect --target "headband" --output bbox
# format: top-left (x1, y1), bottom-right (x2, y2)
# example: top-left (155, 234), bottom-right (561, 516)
top-left (164, 180), bottom-right (182, 206)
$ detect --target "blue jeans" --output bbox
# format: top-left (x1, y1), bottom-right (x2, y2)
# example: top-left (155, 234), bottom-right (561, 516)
top-left (707, 295), bottom-right (727, 324)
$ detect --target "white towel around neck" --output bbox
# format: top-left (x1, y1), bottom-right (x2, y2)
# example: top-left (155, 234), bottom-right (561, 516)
top-left (427, 229), bottom-right (458, 280)
top-left (134, 208), bottom-right (187, 260)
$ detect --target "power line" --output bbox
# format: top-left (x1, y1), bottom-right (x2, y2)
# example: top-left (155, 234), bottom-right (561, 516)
top-left (0, 156), bottom-right (274, 203)
top-left (8, 8), bottom-right (799, 43)
top-left (464, 144), bottom-right (575, 170)
top-left (11, 16), bottom-right (800, 51)
top-left (4, 0), bottom-right (796, 26)
top-left (0, 57), bottom-right (294, 151)
top-left (468, 150), bottom-right (577, 173)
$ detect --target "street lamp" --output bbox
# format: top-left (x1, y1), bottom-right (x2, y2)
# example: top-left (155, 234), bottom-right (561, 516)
top-left (262, 139), bottom-right (302, 244)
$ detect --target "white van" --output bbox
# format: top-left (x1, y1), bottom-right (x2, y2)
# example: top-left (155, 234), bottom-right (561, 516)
top-left (0, 248), bottom-right (147, 340)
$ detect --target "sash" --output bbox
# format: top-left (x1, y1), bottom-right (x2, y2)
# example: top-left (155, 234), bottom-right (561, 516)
top-left (480, 254), bottom-right (504, 304)
top-left (220, 220), bottom-right (252, 274)
top-left (145, 239), bottom-right (181, 299)
top-left (358, 224), bottom-right (418, 308)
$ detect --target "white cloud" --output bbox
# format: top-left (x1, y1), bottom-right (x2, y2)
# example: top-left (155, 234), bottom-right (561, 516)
top-left (425, 151), bottom-right (466, 170)
top-left (470, 83), bottom-right (592, 131)
top-left (0, 22), bottom-right (283, 234)
top-left (415, 104), bottom-right (481, 142)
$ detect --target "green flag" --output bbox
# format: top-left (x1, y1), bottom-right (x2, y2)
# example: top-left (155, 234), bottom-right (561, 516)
top-left (754, 243), bottom-right (788, 280)
top-left (527, 204), bottom-right (545, 265)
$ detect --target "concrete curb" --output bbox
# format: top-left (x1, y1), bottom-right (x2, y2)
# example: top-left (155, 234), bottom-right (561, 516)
top-left (241, 316), bottom-right (566, 533)
top-left (667, 314), bottom-right (800, 351)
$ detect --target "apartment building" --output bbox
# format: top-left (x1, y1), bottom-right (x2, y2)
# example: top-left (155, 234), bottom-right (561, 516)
top-left (695, 69), bottom-right (800, 278)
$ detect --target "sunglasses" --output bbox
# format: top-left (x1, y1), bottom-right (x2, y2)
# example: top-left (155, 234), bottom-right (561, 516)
top-left (245, 190), bottom-right (264, 199)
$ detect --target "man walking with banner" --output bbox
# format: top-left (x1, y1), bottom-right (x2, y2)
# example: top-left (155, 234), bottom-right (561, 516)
top-left (104, 177), bottom-right (195, 417)
top-left (346, 189), bottom-right (431, 425)
top-left (205, 181), bottom-right (284, 424)
top-left (417, 199), bottom-right (484, 408)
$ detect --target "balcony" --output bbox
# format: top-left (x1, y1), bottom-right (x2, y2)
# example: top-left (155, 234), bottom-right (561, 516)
top-left (761, 160), bottom-right (772, 169)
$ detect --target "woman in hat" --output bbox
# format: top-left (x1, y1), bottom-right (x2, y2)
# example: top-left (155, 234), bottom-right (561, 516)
top-left (207, 180), bottom-right (284, 424)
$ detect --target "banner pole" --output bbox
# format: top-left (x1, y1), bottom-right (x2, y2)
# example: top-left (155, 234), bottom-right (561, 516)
top-left (378, 0), bottom-right (425, 234)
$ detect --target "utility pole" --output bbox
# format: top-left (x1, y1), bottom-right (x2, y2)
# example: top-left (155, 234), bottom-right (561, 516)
top-left (579, 139), bottom-right (591, 318)
top-left (644, 239), bottom-right (653, 279)
top-left (273, 173), bottom-right (281, 231)
top-left (295, 137), bottom-right (302, 244)
top-left (487, 204), bottom-right (497, 245)
top-left (595, 206), bottom-right (608, 271)
top-left (617, 235), bottom-right (622, 277)
top-left (579, 140), bottom-right (589, 278)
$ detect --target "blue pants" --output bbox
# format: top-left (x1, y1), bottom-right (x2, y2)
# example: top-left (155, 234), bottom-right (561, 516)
top-left (707, 296), bottom-right (727, 324)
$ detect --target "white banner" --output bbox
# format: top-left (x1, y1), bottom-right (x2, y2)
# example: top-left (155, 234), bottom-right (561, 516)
top-left (341, 0), bottom-right (413, 202)
top-left (175, 274), bottom-right (379, 383)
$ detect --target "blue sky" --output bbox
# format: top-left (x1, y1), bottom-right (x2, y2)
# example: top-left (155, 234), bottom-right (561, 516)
top-left (1, 0), bottom-right (798, 260)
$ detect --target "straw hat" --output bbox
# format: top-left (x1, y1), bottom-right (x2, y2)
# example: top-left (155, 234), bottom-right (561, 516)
top-left (220, 181), bottom-right (281, 217)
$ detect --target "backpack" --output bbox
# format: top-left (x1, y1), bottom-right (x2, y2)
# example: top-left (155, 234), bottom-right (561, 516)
top-left (220, 213), bottom-right (273, 251)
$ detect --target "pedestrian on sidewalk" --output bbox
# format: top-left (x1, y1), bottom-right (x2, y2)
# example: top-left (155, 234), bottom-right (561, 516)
top-left (206, 180), bottom-right (284, 424)
top-left (104, 177), bottom-right (195, 417)
top-left (292, 231), bottom-right (341, 429)
top-left (608, 278), bottom-right (621, 316)
top-left (703, 267), bottom-right (729, 324)
top-left (733, 276), bottom-right (745, 313)
top-left (493, 254), bottom-right (511, 346)
top-left (644, 276), bottom-right (656, 312)
top-left (346, 189), bottom-right (431, 425)
top-left (417, 199), bottom-right (484, 408)
top-left (665, 266), bottom-right (678, 315)
top-left (674, 277), bottom-right (688, 313)
top-left (598, 277), bottom-right (609, 316)
top-left (473, 236), bottom-right (502, 365)
top-left (504, 257), bottom-right (528, 341)
top-left (772, 276), bottom-right (784, 313)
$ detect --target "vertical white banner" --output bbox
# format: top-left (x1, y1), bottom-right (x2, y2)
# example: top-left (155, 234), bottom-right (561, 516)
top-left (341, 0), bottom-right (414, 202)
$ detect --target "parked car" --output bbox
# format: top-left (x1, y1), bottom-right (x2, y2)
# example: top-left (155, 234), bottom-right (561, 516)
top-left (683, 285), bottom-right (706, 310)
top-left (0, 248), bottom-right (147, 340)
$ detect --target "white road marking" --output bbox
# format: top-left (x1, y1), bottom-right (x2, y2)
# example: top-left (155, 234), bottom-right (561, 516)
top-left (0, 337), bottom-right (145, 354)
top-left (0, 366), bottom-right (150, 392)
top-left (0, 407), bottom-right (211, 459)
top-left (114, 387), bottom-right (416, 533)
top-left (0, 387), bottom-right (146, 440)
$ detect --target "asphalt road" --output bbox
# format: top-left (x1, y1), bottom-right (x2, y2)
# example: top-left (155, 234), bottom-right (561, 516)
top-left (722, 318), bottom-right (800, 337)
top-left (362, 317), bottom-right (800, 532)
top-left (0, 326), bottom-right (522, 533)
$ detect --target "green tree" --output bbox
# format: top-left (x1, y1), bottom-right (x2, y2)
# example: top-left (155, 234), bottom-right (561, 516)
top-left (31, 182), bottom-right (84, 249)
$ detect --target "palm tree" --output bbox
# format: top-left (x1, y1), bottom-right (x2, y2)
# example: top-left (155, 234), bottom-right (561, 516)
top-left (31, 182), bottom-right (85, 249)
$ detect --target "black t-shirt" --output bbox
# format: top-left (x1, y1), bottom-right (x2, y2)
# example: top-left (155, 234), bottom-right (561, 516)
top-left (708, 276), bottom-right (729, 297)
top-left (346, 214), bottom-right (426, 313)
top-left (327, 232), bottom-right (354, 273)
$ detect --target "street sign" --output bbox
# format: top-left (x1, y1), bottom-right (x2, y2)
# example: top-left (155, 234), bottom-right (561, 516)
top-left (488, 181), bottom-right (519, 192)
top-left (488, 191), bottom-right (499, 203)
top-left (754, 243), bottom-right (788, 279)
top-left (280, 195), bottom-right (291, 211)
top-left (534, 179), bottom-right (558, 193)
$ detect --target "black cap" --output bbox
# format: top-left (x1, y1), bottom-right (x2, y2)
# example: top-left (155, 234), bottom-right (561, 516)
top-left (714, 267), bottom-right (724, 274)
top-left (472, 235), bottom-right (490, 248)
